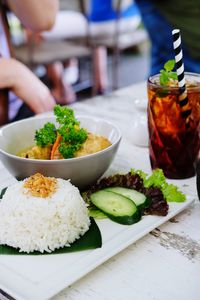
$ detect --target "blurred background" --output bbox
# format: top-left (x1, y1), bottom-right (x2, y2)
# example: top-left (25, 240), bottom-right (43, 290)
top-left (8, 0), bottom-right (150, 103)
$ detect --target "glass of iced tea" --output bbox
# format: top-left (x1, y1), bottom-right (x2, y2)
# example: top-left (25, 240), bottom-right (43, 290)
top-left (147, 72), bottom-right (200, 179)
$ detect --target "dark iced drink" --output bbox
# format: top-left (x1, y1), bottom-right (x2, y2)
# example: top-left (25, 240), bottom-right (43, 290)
top-left (147, 73), bottom-right (200, 179)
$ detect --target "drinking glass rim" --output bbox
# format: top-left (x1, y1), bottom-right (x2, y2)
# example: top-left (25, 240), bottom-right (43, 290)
top-left (148, 72), bottom-right (200, 90)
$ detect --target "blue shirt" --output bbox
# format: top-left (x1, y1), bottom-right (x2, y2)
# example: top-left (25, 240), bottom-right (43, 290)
top-left (135, 0), bottom-right (200, 75)
top-left (88, 0), bottom-right (140, 22)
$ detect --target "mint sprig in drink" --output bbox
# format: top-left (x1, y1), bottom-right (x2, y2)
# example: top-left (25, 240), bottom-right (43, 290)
top-left (147, 60), bottom-right (200, 179)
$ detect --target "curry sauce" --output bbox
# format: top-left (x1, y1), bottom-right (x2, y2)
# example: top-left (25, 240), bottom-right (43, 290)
top-left (18, 133), bottom-right (111, 160)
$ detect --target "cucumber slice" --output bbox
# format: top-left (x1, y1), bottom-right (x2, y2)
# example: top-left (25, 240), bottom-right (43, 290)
top-left (105, 187), bottom-right (149, 209)
top-left (90, 190), bottom-right (141, 225)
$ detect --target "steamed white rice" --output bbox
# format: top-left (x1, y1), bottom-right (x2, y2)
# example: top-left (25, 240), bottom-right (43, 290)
top-left (0, 178), bottom-right (90, 253)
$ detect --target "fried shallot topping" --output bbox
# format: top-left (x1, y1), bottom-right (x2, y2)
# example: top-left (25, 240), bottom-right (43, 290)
top-left (23, 173), bottom-right (57, 198)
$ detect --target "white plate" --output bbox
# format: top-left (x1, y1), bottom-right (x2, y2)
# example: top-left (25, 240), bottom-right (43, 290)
top-left (0, 196), bottom-right (194, 300)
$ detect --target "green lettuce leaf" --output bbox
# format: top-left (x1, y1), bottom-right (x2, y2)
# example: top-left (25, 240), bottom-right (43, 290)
top-left (131, 169), bottom-right (186, 203)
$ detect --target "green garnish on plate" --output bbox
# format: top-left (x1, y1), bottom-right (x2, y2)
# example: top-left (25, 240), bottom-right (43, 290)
top-left (159, 59), bottom-right (178, 86)
top-left (131, 168), bottom-right (186, 202)
top-left (83, 168), bottom-right (186, 222)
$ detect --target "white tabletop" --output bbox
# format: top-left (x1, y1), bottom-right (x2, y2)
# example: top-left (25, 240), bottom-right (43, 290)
top-left (0, 82), bottom-right (199, 300)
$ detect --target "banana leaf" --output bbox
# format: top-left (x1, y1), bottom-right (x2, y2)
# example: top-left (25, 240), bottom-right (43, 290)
top-left (0, 188), bottom-right (102, 255)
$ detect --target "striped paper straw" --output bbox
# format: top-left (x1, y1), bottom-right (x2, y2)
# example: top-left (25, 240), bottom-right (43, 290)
top-left (172, 29), bottom-right (192, 119)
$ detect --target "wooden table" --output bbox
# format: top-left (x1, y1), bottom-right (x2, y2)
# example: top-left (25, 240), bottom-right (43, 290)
top-left (0, 82), bottom-right (199, 300)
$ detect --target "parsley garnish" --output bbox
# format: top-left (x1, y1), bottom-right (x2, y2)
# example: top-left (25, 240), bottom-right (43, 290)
top-left (159, 59), bottom-right (178, 86)
top-left (34, 105), bottom-right (88, 158)
top-left (54, 105), bottom-right (79, 126)
top-left (58, 124), bottom-right (88, 158)
top-left (35, 122), bottom-right (57, 147)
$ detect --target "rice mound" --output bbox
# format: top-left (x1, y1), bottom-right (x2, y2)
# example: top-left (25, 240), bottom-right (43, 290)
top-left (0, 178), bottom-right (90, 253)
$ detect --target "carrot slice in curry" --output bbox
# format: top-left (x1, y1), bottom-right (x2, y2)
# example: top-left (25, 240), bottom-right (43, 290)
top-left (50, 133), bottom-right (62, 160)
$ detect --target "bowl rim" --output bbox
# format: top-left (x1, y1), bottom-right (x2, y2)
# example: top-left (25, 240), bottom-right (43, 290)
top-left (0, 115), bottom-right (122, 163)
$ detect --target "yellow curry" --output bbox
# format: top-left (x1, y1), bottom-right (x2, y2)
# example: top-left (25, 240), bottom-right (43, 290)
top-left (18, 133), bottom-right (111, 160)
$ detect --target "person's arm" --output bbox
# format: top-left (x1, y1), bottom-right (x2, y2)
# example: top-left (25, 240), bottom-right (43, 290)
top-left (6, 0), bottom-right (59, 31)
top-left (0, 58), bottom-right (55, 113)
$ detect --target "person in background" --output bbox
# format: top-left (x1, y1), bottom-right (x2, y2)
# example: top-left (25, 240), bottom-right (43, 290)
top-left (0, 0), bottom-right (58, 125)
top-left (134, 0), bottom-right (200, 75)
top-left (40, 7), bottom-right (89, 104)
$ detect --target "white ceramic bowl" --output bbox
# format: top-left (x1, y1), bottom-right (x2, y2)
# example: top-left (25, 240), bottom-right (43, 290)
top-left (0, 115), bottom-right (121, 190)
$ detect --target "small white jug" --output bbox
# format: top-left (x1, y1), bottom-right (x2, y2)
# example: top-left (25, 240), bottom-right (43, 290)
top-left (132, 98), bottom-right (149, 147)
